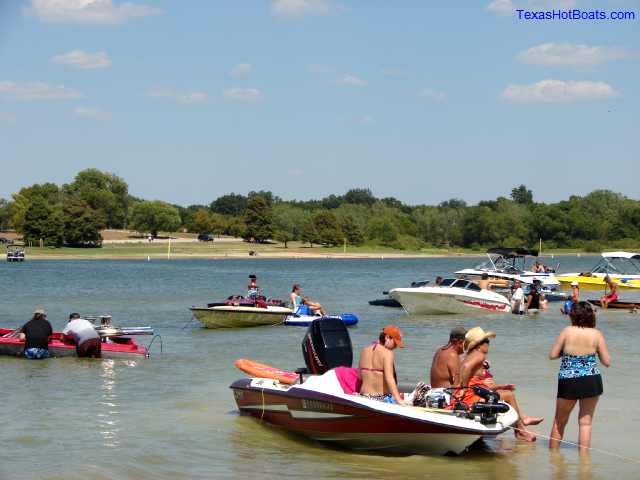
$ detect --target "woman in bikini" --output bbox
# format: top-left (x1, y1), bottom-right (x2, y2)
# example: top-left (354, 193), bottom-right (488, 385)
top-left (549, 301), bottom-right (610, 452)
top-left (456, 327), bottom-right (543, 442)
top-left (358, 325), bottom-right (407, 405)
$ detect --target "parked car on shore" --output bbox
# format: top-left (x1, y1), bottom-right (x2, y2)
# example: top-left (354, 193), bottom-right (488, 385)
top-left (198, 233), bottom-right (214, 242)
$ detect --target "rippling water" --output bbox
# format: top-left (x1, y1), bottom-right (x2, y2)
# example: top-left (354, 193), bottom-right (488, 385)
top-left (1, 257), bottom-right (639, 479)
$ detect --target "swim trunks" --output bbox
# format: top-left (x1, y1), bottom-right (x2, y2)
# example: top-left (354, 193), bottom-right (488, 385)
top-left (24, 347), bottom-right (50, 359)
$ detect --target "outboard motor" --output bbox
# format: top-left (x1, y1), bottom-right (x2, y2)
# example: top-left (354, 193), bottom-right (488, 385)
top-left (302, 318), bottom-right (352, 375)
top-left (469, 385), bottom-right (509, 425)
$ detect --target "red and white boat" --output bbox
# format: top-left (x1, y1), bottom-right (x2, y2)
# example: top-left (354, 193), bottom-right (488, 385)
top-left (0, 320), bottom-right (152, 359)
top-left (230, 319), bottom-right (518, 455)
top-left (389, 278), bottom-right (511, 315)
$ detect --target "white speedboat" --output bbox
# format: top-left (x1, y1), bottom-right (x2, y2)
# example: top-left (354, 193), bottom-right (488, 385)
top-left (389, 278), bottom-right (511, 314)
top-left (455, 247), bottom-right (559, 289)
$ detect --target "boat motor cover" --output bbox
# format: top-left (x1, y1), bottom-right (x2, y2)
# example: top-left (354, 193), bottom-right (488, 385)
top-left (302, 318), bottom-right (353, 374)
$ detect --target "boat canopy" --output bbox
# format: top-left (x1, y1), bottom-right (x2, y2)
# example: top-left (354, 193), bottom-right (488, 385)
top-left (602, 251), bottom-right (640, 260)
top-left (487, 247), bottom-right (538, 257)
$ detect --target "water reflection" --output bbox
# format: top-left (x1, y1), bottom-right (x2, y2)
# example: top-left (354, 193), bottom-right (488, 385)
top-left (549, 449), bottom-right (593, 480)
top-left (97, 359), bottom-right (120, 448)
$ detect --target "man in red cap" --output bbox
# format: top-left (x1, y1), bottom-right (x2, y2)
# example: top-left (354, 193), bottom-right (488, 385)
top-left (357, 325), bottom-right (407, 405)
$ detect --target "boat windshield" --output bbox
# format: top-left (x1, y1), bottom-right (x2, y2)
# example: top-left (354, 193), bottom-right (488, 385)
top-left (474, 254), bottom-right (525, 274)
top-left (448, 279), bottom-right (482, 291)
top-left (438, 278), bottom-right (457, 287)
top-left (592, 257), bottom-right (640, 275)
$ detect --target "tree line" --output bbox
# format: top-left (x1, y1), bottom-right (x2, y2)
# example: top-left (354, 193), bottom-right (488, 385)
top-left (0, 169), bottom-right (639, 251)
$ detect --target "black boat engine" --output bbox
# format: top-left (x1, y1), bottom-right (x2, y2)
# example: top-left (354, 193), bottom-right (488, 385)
top-left (469, 385), bottom-right (509, 425)
top-left (302, 318), bottom-right (352, 375)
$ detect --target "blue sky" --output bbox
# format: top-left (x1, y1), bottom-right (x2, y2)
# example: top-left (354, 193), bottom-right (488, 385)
top-left (0, 0), bottom-right (638, 206)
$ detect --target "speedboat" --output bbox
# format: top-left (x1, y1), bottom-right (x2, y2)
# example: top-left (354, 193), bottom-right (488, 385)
top-left (557, 252), bottom-right (640, 289)
top-left (369, 280), bottom-right (430, 308)
top-left (455, 247), bottom-right (559, 289)
top-left (191, 295), bottom-right (291, 328)
top-left (0, 315), bottom-right (152, 359)
top-left (230, 319), bottom-right (518, 456)
top-left (389, 278), bottom-right (512, 315)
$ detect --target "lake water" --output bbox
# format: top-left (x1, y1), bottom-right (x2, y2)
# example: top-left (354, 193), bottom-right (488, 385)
top-left (1, 256), bottom-right (639, 480)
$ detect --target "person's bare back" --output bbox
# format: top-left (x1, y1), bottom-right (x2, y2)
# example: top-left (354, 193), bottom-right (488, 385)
top-left (430, 346), bottom-right (461, 388)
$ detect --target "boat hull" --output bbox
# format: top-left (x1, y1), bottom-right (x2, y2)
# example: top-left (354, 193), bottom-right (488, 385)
top-left (587, 299), bottom-right (640, 310)
top-left (231, 376), bottom-right (517, 456)
top-left (557, 274), bottom-right (640, 289)
top-left (190, 306), bottom-right (292, 328)
top-left (389, 289), bottom-right (511, 315)
top-left (0, 329), bottom-right (148, 359)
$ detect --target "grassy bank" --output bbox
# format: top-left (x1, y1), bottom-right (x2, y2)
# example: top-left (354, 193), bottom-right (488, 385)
top-left (3, 240), bottom-right (603, 260)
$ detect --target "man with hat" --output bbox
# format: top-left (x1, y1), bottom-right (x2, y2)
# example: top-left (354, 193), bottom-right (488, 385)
top-left (62, 313), bottom-right (102, 358)
top-left (430, 326), bottom-right (467, 388)
top-left (18, 308), bottom-right (53, 359)
top-left (457, 327), bottom-right (543, 442)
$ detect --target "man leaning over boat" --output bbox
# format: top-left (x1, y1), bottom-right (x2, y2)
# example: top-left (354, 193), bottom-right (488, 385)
top-left (61, 313), bottom-right (102, 358)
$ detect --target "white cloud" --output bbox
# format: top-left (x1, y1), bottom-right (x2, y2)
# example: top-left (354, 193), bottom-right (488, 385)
top-left (0, 81), bottom-right (83, 100)
top-left (418, 88), bottom-right (447, 101)
top-left (517, 43), bottom-right (635, 67)
top-left (360, 115), bottom-right (375, 125)
top-left (487, 0), bottom-right (576, 16)
top-left (223, 88), bottom-right (263, 102)
top-left (382, 68), bottom-right (408, 77)
top-left (229, 63), bottom-right (253, 77)
top-left (26, 0), bottom-right (163, 25)
top-left (307, 63), bottom-right (334, 74)
top-left (338, 75), bottom-right (367, 87)
top-left (51, 50), bottom-right (111, 69)
top-left (271, 0), bottom-right (347, 17)
top-left (486, 0), bottom-right (515, 15)
top-left (73, 106), bottom-right (110, 119)
top-left (0, 112), bottom-right (17, 125)
top-left (148, 88), bottom-right (209, 104)
top-left (501, 79), bottom-right (619, 103)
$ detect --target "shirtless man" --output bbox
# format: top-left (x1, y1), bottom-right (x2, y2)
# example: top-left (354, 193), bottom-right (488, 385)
top-left (477, 272), bottom-right (509, 290)
top-left (457, 327), bottom-right (543, 442)
top-left (430, 326), bottom-right (466, 388)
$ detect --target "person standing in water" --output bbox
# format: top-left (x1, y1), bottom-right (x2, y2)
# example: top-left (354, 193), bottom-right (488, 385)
top-left (549, 301), bottom-right (610, 452)
top-left (561, 281), bottom-right (580, 314)
top-left (62, 313), bottom-right (102, 358)
top-left (18, 309), bottom-right (53, 359)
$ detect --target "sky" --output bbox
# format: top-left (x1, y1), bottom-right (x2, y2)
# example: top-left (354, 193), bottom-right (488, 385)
top-left (0, 0), bottom-right (638, 207)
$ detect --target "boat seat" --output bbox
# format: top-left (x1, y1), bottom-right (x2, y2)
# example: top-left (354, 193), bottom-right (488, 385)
top-left (297, 369), bottom-right (345, 396)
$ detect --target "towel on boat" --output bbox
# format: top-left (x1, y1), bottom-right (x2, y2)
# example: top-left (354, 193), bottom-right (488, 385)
top-left (334, 367), bottom-right (361, 394)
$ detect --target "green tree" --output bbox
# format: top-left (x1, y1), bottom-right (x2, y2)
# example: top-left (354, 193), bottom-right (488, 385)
top-left (62, 197), bottom-right (104, 247)
top-left (193, 208), bottom-right (214, 233)
top-left (0, 198), bottom-right (12, 230)
top-left (511, 185), bottom-right (533, 205)
top-left (301, 219), bottom-right (318, 247)
top-left (65, 169), bottom-right (129, 228)
top-left (243, 195), bottom-right (273, 243)
top-left (129, 200), bottom-right (181, 237)
top-left (11, 183), bottom-right (61, 233)
top-left (211, 193), bottom-right (248, 216)
top-left (340, 214), bottom-right (364, 246)
top-left (312, 211), bottom-right (343, 246)
top-left (23, 197), bottom-right (64, 246)
top-left (344, 188), bottom-right (376, 206)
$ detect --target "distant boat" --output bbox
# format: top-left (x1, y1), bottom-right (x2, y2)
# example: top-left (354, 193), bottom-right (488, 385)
top-left (558, 252), bottom-right (640, 289)
top-left (190, 296), bottom-right (292, 328)
top-left (6, 244), bottom-right (25, 262)
top-left (455, 247), bottom-right (560, 289)
top-left (389, 278), bottom-right (511, 315)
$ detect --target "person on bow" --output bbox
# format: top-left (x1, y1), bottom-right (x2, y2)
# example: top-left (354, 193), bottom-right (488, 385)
top-left (290, 284), bottom-right (326, 316)
top-left (18, 308), bottom-right (53, 359)
top-left (61, 313), bottom-right (102, 358)
top-left (358, 325), bottom-right (407, 405)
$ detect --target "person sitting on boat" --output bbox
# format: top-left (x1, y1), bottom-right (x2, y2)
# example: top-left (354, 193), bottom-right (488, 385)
top-left (430, 326), bottom-right (467, 388)
top-left (247, 274), bottom-right (260, 299)
top-left (477, 272), bottom-right (509, 290)
top-left (290, 284), bottom-right (326, 316)
top-left (511, 281), bottom-right (525, 315)
top-left (61, 313), bottom-right (101, 358)
top-left (532, 261), bottom-right (545, 273)
top-left (454, 327), bottom-right (543, 442)
top-left (18, 308), bottom-right (53, 359)
top-left (599, 275), bottom-right (619, 309)
top-left (358, 325), bottom-right (407, 405)
top-left (561, 281), bottom-right (580, 315)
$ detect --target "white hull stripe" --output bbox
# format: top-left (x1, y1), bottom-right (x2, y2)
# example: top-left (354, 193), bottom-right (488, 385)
top-left (241, 404), bottom-right (353, 419)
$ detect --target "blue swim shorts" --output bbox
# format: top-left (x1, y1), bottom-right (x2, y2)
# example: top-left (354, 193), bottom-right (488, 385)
top-left (24, 348), bottom-right (50, 359)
